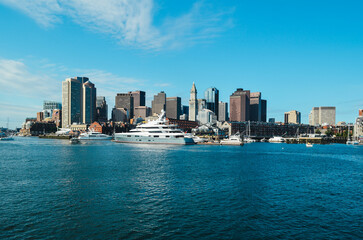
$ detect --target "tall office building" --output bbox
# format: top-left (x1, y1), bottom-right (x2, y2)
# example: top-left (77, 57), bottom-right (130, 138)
top-left (82, 81), bottom-right (96, 124)
top-left (43, 101), bottom-right (62, 117)
top-left (62, 77), bottom-right (92, 128)
top-left (229, 88), bottom-right (250, 122)
top-left (198, 99), bottom-right (206, 112)
top-left (129, 90), bottom-right (146, 111)
top-left (152, 91), bottom-right (166, 115)
top-left (96, 96), bottom-right (108, 122)
top-left (166, 97), bottom-right (181, 119)
top-left (309, 106), bottom-right (336, 126)
top-left (134, 106), bottom-right (151, 119)
top-left (218, 101), bottom-right (228, 122)
top-left (261, 99), bottom-right (267, 122)
top-left (250, 92), bottom-right (261, 122)
top-left (115, 93), bottom-right (134, 120)
top-left (284, 110), bottom-right (301, 124)
top-left (204, 87), bottom-right (219, 119)
top-left (189, 83), bottom-right (198, 121)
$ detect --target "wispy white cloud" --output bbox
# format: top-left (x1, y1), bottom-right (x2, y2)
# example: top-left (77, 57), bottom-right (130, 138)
top-left (0, 0), bottom-right (233, 49)
top-left (0, 59), bottom-right (59, 99)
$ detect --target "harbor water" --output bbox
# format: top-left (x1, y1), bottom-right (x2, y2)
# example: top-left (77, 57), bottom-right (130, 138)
top-left (1, 137), bottom-right (362, 239)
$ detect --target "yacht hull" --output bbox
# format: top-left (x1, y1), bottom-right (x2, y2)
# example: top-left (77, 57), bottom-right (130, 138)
top-left (114, 135), bottom-right (195, 145)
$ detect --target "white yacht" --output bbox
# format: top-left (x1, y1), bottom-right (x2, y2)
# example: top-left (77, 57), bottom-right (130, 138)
top-left (78, 131), bottom-right (113, 140)
top-left (269, 136), bottom-right (285, 143)
top-left (220, 134), bottom-right (244, 146)
top-left (114, 110), bottom-right (195, 145)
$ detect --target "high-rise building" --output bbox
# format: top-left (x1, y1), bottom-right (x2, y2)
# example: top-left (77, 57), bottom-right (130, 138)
top-left (359, 109), bottom-right (363, 117)
top-left (284, 110), bottom-right (301, 124)
top-left (134, 106), bottom-right (151, 119)
top-left (62, 77), bottom-right (91, 128)
top-left (198, 99), bottom-right (206, 112)
top-left (112, 108), bottom-right (128, 122)
top-left (309, 107), bottom-right (336, 126)
top-left (166, 97), bottom-right (181, 119)
top-left (197, 109), bottom-right (217, 125)
top-left (43, 101), bottom-right (62, 117)
top-left (96, 96), bottom-right (108, 122)
top-left (230, 88), bottom-right (250, 122)
top-left (268, 118), bottom-right (275, 123)
top-left (218, 101), bottom-right (228, 122)
top-left (250, 92), bottom-right (261, 122)
top-left (152, 91), bottom-right (166, 115)
top-left (261, 99), bottom-right (267, 122)
top-left (204, 87), bottom-right (219, 119)
top-left (82, 81), bottom-right (96, 124)
top-left (189, 83), bottom-right (198, 121)
top-left (129, 90), bottom-right (146, 113)
top-left (115, 93), bottom-right (134, 119)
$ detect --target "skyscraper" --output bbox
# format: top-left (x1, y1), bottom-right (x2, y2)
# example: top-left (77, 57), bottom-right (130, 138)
top-left (229, 88), bottom-right (250, 122)
top-left (152, 91), bottom-right (166, 115)
top-left (62, 77), bottom-right (91, 128)
top-left (166, 97), bottom-right (181, 119)
top-left (284, 110), bottom-right (301, 124)
top-left (82, 80), bottom-right (96, 124)
top-left (115, 93), bottom-right (134, 119)
top-left (218, 101), bottom-right (228, 122)
top-left (129, 90), bottom-right (146, 114)
top-left (96, 96), bottom-right (108, 122)
top-left (261, 99), bottom-right (267, 122)
top-left (189, 83), bottom-right (198, 121)
top-left (204, 87), bottom-right (219, 119)
top-left (250, 92), bottom-right (261, 122)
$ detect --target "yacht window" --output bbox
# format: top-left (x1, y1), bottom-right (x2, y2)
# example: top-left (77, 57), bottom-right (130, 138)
top-left (127, 135), bottom-right (131, 137)
top-left (166, 136), bottom-right (170, 138)
top-left (135, 135), bottom-right (139, 137)
top-left (153, 135), bottom-right (159, 138)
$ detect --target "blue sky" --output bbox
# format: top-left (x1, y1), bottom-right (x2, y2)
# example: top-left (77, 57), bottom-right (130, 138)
top-left (0, 0), bottom-right (362, 129)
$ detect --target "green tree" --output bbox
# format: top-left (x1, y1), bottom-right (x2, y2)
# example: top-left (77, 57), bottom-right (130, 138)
top-left (315, 129), bottom-right (321, 134)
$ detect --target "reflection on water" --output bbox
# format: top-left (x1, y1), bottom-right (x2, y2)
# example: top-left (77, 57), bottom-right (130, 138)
top-left (0, 137), bottom-right (362, 239)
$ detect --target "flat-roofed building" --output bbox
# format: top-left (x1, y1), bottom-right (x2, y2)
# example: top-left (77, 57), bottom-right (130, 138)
top-left (218, 101), bottom-right (228, 122)
top-left (166, 97), bottom-right (181, 120)
top-left (152, 91), bottom-right (166, 115)
top-left (230, 88), bottom-right (250, 122)
top-left (250, 92), bottom-right (261, 122)
top-left (261, 99), bottom-right (267, 122)
top-left (309, 106), bottom-right (336, 126)
top-left (284, 110), bottom-right (301, 124)
top-left (204, 87), bottom-right (219, 118)
top-left (115, 93), bottom-right (134, 120)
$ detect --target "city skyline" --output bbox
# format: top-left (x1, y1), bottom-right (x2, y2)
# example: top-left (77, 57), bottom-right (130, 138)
top-left (1, 1), bottom-right (363, 128)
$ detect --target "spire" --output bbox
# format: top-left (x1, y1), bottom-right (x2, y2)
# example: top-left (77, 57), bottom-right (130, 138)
top-left (191, 82), bottom-right (197, 93)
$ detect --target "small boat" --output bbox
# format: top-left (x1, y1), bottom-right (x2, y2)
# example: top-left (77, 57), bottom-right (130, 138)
top-left (70, 138), bottom-right (80, 144)
top-left (306, 142), bottom-right (313, 147)
top-left (243, 137), bottom-right (256, 143)
top-left (269, 136), bottom-right (285, 143)
top-left (0, 136), bottom-right (14, 141)
top-left (220, 134), bottom-right (244, 146)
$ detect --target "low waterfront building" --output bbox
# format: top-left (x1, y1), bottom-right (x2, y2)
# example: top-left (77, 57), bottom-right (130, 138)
top-left (70, 124), bottom-right (89, 132)
top-left (167, 118), bottom-right (198, 132)
top-left (230, 122), bottom-right (314, 138)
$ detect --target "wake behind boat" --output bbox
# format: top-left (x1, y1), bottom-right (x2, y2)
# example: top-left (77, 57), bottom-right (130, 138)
top-left (114, 110), bottom-right (194, 145)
